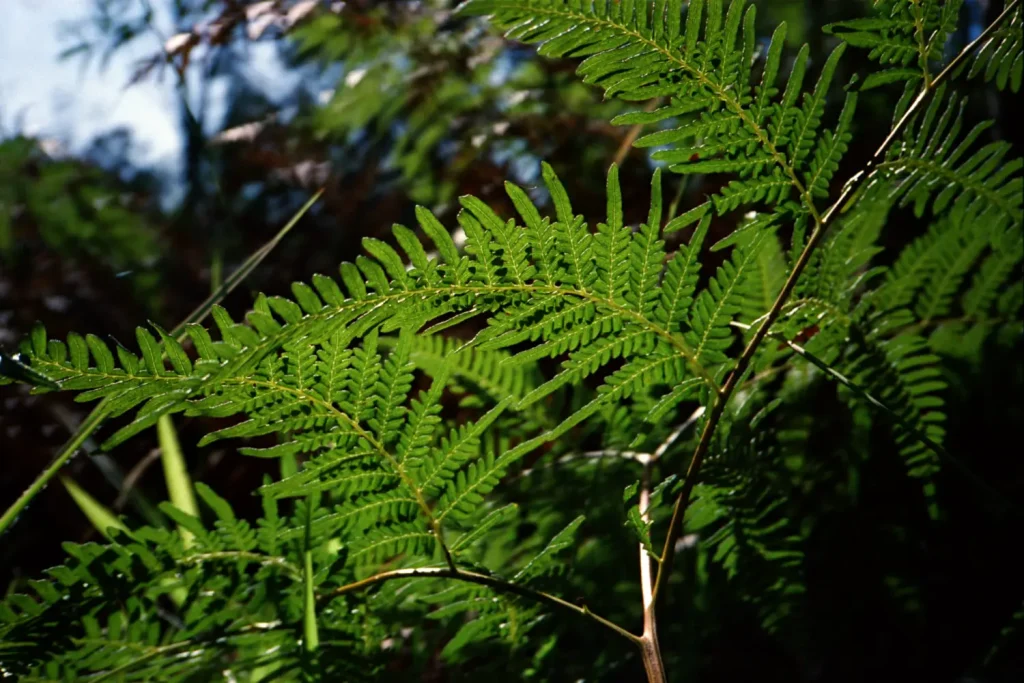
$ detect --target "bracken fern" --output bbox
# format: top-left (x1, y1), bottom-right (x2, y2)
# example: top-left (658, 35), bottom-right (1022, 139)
top-left (1, 1), bottom-right (1021, 681)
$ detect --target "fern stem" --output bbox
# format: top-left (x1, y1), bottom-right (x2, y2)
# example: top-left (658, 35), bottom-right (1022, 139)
top-left (0, 403), bottom-right (110, 537)
top-left (612, 98), bottom-right (661, 167)
top-left (932, 0), bottom-right (1021, 88)
top-left (651, 214), bottom-right (826, 605)
top-left (653, 0), bottom-right (1023, 606)
top-left (828, 0), bottom-right (1022, 224)
top-left (653, 220), bottom-right (824, 603)
top-left (910, 0), bottom-right (933, 87)
top-left (319, 566), bottom-right (642, 645)
top-left (639, 436), bottom-right (666, 682)
top-left (177, 551), bottom-right (304, 582)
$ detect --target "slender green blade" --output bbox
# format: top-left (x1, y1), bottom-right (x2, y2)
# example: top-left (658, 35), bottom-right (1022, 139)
top-left (0, 190), bottom-right (324, 538)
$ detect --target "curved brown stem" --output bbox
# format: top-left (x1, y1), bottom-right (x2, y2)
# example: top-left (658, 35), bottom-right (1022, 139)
top-left (320, 565), bottom-right (642, 645)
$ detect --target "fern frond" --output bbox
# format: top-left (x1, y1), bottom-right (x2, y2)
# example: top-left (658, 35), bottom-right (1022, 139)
top-left (593, 164), bottom-right (633, 306)
top-left (871, 86), bottom-right (1023, 223)
top-left (825, 0), bottom-right (963, 87)
top-left (9, 162), bottom-right (771, 509)
top-left (513, 516), bottom-right (586, 584)
top-left (195, 483), bottom-right (259, 553)
top-left (370, 329), bottom-right (415, 445)
top-left (689, 395), bottom-right (807, 634)
top-left (687, 229), bottom-right (771, 366)
top-left (803, 92), bottom-right (857, 199)
top-left (962, 227), bottom-right (1024, 320)
top-left (913, 211), bottom-right (997, 323)
top-left (872, 202), bottom-right (1015, 326)
top-left (654, 214), bottom-right (710, 330)
top-left (797, 198), bottom-right (888, 310)
top-left (349, 522), bottom-right (437, 565)
top-left (428, 587), bottom-right (541, 664)
top-left (0, 508), bottom-right (374, 681)
top-left (953, 4), bottom-right (1023, 92)
top-left (735, 230), bottom-right (787, 325)
top-left (460, 0), bottom-right (856, 222)
top-left (3, 2), bottom-right (1022, 677)
top-left (839, 318), bottom-right (945, 513)
top-left (381, 334), bottom-right (552, 435)
top-left (3, 156), bottom-right (865, 677)
top-left (414, 399), bottom-right (512, 497)
top-left (627, 170), bottom-right (667, 316)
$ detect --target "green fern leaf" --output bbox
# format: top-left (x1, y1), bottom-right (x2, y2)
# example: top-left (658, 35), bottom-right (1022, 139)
top-left (460, 0), bottom-right (854, 221)
top-left (825, 0), bottom-right (963, 84)
top-left (957, 5), bottom-right (1023, 92)
top-left (513, 516), bottom-right (585, 583)
top-left (872, 87), bottom-right (1023, 223)
top-left (687, 230), bottom-right (771, 366)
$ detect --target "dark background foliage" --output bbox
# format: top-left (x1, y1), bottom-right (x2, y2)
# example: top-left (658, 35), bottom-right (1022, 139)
top-left (1, 1), bottom-right (1021, 680)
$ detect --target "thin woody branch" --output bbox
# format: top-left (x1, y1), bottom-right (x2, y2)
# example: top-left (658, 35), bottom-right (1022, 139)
top-left (652, 0), bottom-right (1022, 605)
top-left (319, 565), bottom-right (642, 645)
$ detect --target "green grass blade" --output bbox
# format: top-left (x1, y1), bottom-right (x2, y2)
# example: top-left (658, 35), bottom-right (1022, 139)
top-left (0, 403), bottom-right (110, 536)
top-left (60, 475), bottom-right (128, 540)
top-left (303, 495), bottom-right (320, 652)
top-left (157, 414), bottom-right (199, 547)
top-left (0, 190), bottom-right (323, 539)
top-left (172, 189), bottom-right (324, 336)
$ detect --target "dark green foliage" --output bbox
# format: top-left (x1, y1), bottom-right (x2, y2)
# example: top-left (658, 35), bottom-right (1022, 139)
top-left (825, 0), bottom-right (963, 88)
top-left (689, 393), bottom-right (808, 634)
top-left (0, 136), bottom-right (159, 269)
top-left (871, 84), bottom-right (1022, 222)
top-left (1, 1), bottom-right (1022, 680)
top-left (828, 0), bottom-right (1023, 92)
top-left (461, 0), bottom-right (856, 228)
top-left (0, 508), bottom-right (380, 681)
top-left (956, 4), bottom-right (1024, 91)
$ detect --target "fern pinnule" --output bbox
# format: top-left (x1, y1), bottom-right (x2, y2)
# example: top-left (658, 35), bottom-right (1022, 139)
top-left (460, 0), bottom-right (858, 225)
top-left (957, 4), bottom-right (1023, 91)
top-left (872, 86), bottom-right (1023, 223)
top-left (825, 0), bottom-right (963, 88)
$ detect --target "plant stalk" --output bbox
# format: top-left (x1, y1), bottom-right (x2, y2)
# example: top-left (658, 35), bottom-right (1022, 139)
top-left (0, 405), bottom-right (110, 536)
top-left (646, 3), bottom-right (1021, 672)
top-left (157, 414), bottom-right (199, 547)
top-left (0, 190), bottom-right (322, 539)
top-left (321, 566), bottom-right (642, 645)
top-left (639, 448), bottom-right (666, 682)
top-left (303, 495), bottom-right (320, 652)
